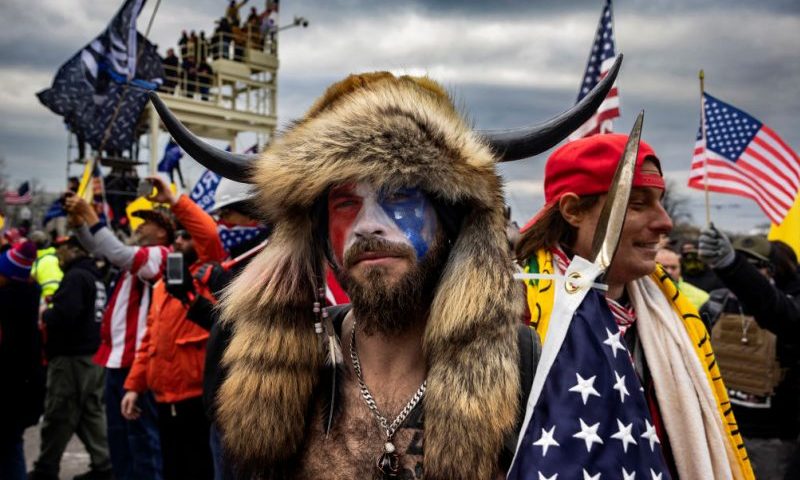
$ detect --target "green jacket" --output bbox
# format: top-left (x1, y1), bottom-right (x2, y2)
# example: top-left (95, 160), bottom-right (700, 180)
top-left (31, 247), bottom-right (63, 304)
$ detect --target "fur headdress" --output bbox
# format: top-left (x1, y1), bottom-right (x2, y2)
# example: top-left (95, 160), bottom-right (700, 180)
top-left (148, 61), bottom-right (622, 478)
top-left (219, 73), bottom-right (523, 479)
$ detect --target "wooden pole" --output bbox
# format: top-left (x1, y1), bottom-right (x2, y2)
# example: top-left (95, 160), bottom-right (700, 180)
top-left (699, 69), bottom-right (711, 227)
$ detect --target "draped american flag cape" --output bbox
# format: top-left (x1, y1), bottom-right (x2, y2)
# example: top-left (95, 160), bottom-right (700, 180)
top-left (508, 276), bottom-right (670, 479)
top-left (569, 0), bottom-right (620, 140)
top-left (688, 92), bottom-right (800, 224)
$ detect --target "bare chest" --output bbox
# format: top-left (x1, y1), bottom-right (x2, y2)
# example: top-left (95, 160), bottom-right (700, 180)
top-left (293, 375), bottom-right (425, 480)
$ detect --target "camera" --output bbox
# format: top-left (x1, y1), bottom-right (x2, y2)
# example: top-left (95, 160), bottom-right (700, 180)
top-left (137, 179), bottom-right (154, 198)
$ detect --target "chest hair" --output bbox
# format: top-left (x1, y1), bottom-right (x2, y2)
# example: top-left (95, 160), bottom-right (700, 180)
top-left (292, 371), bottom-right (424, 480)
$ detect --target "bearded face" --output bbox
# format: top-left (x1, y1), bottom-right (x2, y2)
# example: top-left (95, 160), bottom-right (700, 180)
top-left (327, 182), bottom-right (447, 335)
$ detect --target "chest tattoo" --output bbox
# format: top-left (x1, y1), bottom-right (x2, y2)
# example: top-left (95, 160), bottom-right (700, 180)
top-left (293, 373), bottom-right (424, 479)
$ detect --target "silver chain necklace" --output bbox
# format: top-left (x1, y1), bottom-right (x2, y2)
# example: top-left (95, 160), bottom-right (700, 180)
top-left (350, 321), bottom-right (426, 479)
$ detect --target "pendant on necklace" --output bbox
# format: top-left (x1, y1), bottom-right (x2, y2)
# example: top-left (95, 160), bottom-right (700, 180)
top-left (375, 441), bottom-right (400, 479)
top-left (741, 336), bottom-right (749, 344)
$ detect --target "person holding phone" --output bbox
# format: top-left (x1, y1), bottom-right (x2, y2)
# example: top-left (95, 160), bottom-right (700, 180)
top-left (119, 176), bottom-right (226, 480)
top-left (65, 191), bottom-right (172, 480)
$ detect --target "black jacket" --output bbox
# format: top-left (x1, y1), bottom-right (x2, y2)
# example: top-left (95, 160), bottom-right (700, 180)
top-left (42, 256), bottom-right (105, 359)
top-left (0, 280), bottom-right (45, 435)
top-left (705, 252), bottom-right (800, 439)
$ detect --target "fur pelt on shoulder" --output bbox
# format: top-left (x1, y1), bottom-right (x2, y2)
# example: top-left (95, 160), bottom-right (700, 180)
top-left (217, 72), bottom-right (524, 479)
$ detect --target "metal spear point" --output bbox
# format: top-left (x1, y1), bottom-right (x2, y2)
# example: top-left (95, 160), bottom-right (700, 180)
top-left (590, 110), bottom-right (645, 273)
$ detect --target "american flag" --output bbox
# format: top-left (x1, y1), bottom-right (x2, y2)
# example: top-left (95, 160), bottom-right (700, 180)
top-left (569, 0), bottom-right (620, 141)
top-left (218, 224), bottom-right (269, 253)
top-left (4, 181), bottom-right (32, 205)
top-left (508, 289), bottom-right (670, 480)
top-left (688, 92), bottom-right (800, 224)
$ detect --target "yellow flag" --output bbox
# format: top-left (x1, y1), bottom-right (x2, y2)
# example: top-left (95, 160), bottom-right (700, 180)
top-left (125, 196), bottom-right (156, 231)
top-left (769, 192), bottom-right (800, 259)
top-left (125, 182), bottom-right (177, 231)
top-left (76, 158), bottom-right (96, 203)
top-left (0, 213), bottom-right (5, 231)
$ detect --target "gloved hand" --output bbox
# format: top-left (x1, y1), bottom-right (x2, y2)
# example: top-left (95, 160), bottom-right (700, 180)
top-left (165, 262), bottom-right (195, 305)
top-left (193, 262), bottom-right (232, 299)
top-left (698, 224), bottom-right (736, 269)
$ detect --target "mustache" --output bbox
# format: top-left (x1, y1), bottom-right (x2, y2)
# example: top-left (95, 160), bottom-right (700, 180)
top-left (343, 237), bottom-right (416, 269)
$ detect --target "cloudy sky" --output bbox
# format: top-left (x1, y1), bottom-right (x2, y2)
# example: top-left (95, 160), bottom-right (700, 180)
top-left (1, 0), bottom-right (798, 231)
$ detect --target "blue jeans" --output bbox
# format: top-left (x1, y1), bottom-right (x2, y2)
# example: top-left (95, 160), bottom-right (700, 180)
top-left (210, 423), bottom-right (239, 480)
top-left (105, 367), bottom-right (163, 480)
top-left (0, 430), bottom-right (26, 480)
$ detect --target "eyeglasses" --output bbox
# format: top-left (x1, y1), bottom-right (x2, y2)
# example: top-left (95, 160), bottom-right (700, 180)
top-left (176, 230), bottom-right (192, 240)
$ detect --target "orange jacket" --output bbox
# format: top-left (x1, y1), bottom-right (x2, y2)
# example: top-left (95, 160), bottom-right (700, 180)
top-left (124, 195), bottom-right (227, 403)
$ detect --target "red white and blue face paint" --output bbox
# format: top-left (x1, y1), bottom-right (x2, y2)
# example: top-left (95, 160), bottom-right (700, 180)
top-left (327, 182), bottom-right (440, 266)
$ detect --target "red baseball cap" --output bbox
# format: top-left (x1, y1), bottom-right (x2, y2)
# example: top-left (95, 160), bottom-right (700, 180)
top-left (521, 134), bottom-right (664, 232)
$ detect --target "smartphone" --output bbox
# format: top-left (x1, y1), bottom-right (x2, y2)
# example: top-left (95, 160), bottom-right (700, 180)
top-left (166, 252), bottom-right (184, 285)
top-left (137, 179), bottom-right (154, 198)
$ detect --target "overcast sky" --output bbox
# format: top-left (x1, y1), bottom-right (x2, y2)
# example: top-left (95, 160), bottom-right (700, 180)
top-left (1, 0), bottom-right (798, 231)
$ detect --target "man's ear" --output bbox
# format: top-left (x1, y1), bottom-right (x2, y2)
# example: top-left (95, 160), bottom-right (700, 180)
top-left (558, 193), bottom-right (585, 227)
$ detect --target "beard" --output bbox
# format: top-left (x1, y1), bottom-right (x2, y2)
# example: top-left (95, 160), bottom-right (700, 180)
top-left (335, 235), bottom-right (449, 337)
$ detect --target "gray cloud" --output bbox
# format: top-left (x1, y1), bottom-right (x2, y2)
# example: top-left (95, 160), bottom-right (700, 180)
top-left (1, 0), bottom-right (798, 233)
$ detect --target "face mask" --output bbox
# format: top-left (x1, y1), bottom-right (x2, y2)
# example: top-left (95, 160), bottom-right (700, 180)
top-left (681, 251), bottom-right (706, 275)
top-left (217, 223), bottom-right (270, 253)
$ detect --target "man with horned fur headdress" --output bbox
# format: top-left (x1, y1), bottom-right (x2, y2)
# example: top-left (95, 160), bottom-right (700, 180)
top-left (150, 65), bottom-right (620, 478)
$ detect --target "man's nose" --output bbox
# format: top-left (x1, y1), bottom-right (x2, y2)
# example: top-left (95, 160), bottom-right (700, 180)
top-left (652, 203), bottom-right (673, 235)
top-left (353, 201), bottom-right (388, 238)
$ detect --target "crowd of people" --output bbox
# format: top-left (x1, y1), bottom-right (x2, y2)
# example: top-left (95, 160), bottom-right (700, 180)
top-left (1, 175), bottom-right (270, 479)
top-left (161, 0), bottom-right (280, 100)
top-left (1, 70), bottom-right (798, 480)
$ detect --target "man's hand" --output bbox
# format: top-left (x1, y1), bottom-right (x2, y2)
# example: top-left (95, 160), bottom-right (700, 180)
top-left (698, 224), bottom-right (735, 269)
top-left (146, 175), bottom-right (177, 206)
top-left (64, 192), bottom-right (100, 227)
top-left (121, 391), bottom-right (142, 420)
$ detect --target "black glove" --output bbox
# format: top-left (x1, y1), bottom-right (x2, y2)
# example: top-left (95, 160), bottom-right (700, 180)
top-left (165, 262), bottom-right (196, 305)
top-left (195, 262), bottom-right (232, 299)
top-left (698, 224), bottom-right (735, 269)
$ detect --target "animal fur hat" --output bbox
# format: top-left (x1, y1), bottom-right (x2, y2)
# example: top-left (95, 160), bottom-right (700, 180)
top-left (219, 72), bottom-right (523, 479)
top-left (148, 61), bottom-right (621, 478)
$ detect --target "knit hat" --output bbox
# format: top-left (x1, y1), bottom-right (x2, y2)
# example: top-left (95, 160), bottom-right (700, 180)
top-left (0, 240), bottom-right (37, 281)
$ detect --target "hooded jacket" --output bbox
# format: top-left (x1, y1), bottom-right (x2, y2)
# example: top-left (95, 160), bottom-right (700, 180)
top-left (42, 256), bottom-right (104, 359)
top-left (217, 73), bottom-right (525, 479)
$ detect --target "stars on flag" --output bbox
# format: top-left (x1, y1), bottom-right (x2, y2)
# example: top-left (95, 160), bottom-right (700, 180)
top-left (583, 469), bottom-right (601, 480)
top-left (603, 327), bottom-right (627, 358)
top-left (613, 371), bottom-right (630, 403)
top-left (573, 418), bottom-right (604, 452)
top-left (610, 419), bottom-right (638, 452)
top-left (533, 426), bottom-right (560, 457)
top-left (568, 373), bottom-right (601, 405)
top-left (507, 289), bottom-right (671, 480)
top-left (622, 468), bottom-right (636, 480)
top-left (641, 420), bottom-right (661, 451)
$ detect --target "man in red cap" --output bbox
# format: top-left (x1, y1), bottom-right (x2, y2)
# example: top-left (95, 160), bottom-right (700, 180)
top-left (516, 134), bottom-right (754, 479)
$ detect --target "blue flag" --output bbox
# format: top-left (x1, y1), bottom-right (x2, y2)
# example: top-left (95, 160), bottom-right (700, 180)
top-left (508, 270), bottom-right (670, 479)
top-left (190, 169), bottom-right (222, 212)
top-left (37, 0), bottom-right (163, 152)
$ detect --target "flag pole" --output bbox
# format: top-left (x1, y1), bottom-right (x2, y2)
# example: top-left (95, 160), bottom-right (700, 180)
top-left (699, 69), bottom-right (711, 227)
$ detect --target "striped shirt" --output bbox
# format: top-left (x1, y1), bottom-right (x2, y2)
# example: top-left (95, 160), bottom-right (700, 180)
top-left (93, 245), bottom-right (168, 368)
